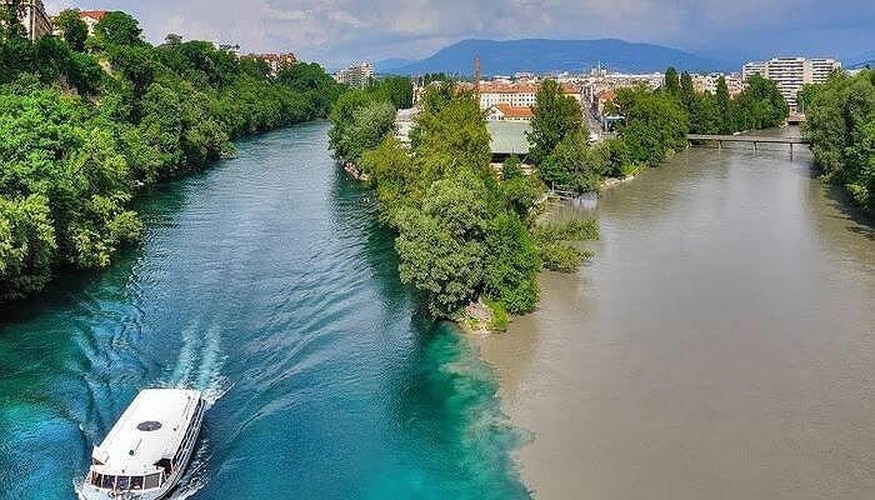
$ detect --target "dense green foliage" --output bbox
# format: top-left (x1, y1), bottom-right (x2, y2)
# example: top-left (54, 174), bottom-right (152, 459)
top-left (528, 80), bottom-right (584, 165)
top-left (54, 9), bottom-right (88, 51)
top-left (803, 70), bottom-right (875, 213)
top-left (527, 80), bottom-right (613, 192)
top-left (0, 8), bottom-right (342, 303)
top-left (529, 69), bottom-right (789, 197)
top-left (327, 77), bottom-right (414, 164)
top-left (330, 83), bottom-right (597, 319)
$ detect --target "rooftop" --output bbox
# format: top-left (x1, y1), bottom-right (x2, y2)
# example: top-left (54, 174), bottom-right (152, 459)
top-left (494, 103), bottom-right (534, 119)
top-left (78, 10), bottom-right (108, 21)
top-left (92, 389), bottom-right (201, 477)
top-left (488, 121), bottom-right (531, 155)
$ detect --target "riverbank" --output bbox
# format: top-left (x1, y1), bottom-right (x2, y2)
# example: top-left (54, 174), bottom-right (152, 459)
top-left (474, 140), bottom-right (875, 499)
top-left (0, 124), bottom-right (532, 498)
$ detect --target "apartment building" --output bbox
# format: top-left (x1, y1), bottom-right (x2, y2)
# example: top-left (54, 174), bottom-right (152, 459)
top-left (478, 82), bottom-right (580, 111)
top-left (741, 57), bottom-right (842, 110)
top-left (248, 52), bottom-right (298, 76)
top-left (334, 61), bottom-right (374, 89)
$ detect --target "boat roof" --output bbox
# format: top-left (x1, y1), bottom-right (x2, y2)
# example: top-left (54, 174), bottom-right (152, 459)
top-left (92, 389), bottom-right (202, 477)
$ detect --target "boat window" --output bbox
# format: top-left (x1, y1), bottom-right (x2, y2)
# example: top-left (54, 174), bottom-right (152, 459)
top-left (90, 473), bottom-right (102, 486)
top-left (130, 476), bottom-right (144, 490)
top-left (116, 476), bottom-right (130, 490)
top-left (144, 473), bottom-right (161, 489)
top-left (100, 475), bottom-right (115, 489)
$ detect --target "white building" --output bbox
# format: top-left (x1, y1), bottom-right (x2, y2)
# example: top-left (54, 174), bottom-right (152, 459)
top-left (2, 0), bottom-right (51, 41)
top-left (77, 10), bottom-right (107, 35)
top-left (742, 57), bottom-right (842, 110)
top-left (478, 82), bottom-right (581, 110)
top-left (334, 61), bottom-right (374, 89)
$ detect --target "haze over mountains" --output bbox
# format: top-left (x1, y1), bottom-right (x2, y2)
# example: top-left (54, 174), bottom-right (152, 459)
top-left (378, 39), bottom-right (733, 75)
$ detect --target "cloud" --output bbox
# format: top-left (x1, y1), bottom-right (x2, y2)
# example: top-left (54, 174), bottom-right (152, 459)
top-left (67, 0), bottom-right (875, 67)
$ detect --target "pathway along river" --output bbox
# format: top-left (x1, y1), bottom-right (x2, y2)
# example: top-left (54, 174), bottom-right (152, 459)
top-left (477, 129), bottom-right (874, 499)
top-left (0, 123), bottom-right (529, 499)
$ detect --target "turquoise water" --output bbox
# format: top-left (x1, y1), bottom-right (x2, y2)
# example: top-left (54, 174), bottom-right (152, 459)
top-left (0, 123), bottom-right (529, 499)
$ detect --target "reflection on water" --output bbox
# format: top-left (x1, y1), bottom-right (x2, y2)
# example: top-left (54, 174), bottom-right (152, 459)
top-left (478, 132), bottom-right (874, 499)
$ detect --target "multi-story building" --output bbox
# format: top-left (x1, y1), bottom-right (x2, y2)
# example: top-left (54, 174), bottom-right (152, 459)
top-left (78, 10), bottom-right (107, 35)
top-left (485, 103), bottom-right (534, 122)
top-left (809, 58), bottom-right (842, 82)
top-left (334, 61), bottom-right (374, 89)
top-left (2, 0), bottom-right (51, 41)
top-left (478, 81), bottom-right (580, 111)
top-left (248, 52), bottom-right (298, 76)
top-left (691, 73), bottom-right (745, 97)
top-left (741, 57), bottom-right (841, 110)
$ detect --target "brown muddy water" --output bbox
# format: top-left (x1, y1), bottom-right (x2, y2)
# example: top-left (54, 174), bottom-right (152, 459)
top-left (476, 134), bottom-right (874, 499)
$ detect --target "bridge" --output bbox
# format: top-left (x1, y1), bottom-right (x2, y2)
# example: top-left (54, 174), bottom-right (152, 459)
top-left (687, 134), bottom-right (809, 157)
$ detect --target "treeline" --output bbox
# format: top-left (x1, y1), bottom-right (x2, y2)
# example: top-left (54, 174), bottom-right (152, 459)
top-left (0, 7), bottom-right (343, 303)
top-left (329, 81), bottom-right (597, 323)
top-left (803, 69), bottom-right (875, 213)
top-left (531, 68), bottom-right (789, 194)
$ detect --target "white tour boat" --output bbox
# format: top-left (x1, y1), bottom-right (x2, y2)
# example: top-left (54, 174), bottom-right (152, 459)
top-left (79, 389), bottom-right (205, 500)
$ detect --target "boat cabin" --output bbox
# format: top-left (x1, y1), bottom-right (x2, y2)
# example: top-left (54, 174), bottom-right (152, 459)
top-left (81, 389), bottom-right (204, 498)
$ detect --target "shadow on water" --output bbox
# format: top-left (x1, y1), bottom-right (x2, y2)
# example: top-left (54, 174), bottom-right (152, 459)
top-left (328, 164), bottom-right (532, 499)
top-left (823, 183), bottom-right (875, 241)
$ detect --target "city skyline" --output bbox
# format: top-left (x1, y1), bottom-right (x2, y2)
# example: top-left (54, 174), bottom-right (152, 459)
top-left (44, 0), bottom-right (874, 68)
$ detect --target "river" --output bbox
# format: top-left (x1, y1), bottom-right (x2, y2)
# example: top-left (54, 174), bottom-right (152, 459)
top-left (476, 132), bottom-right (874, 499)
top-left (0, 123), bottom-right (529, 499)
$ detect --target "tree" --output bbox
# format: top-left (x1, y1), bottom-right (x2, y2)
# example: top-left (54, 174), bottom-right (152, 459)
top-left (543, 128), bottom-right (610, 192)
top-left (614, 86), bottom-right (688, 167)
top-left (93, 11), bottom-right (143, 48)
top-left (733, 75), bottom-right (788, 130)
top-left (1, 0), bottom-right (25, 40)
top-left (679, 72), bottom-right (695, 109)
top-left (482, 213), bottom-right (540, 313)
top-left (395, 174), bottom-right (488, 317)
top-left (0, 195), bottom-right (57, 302)
top-left (54, 9), bottom-right (88, 51)
top-left (664, 67), bottom-right (680, 96)
top-left (716, 76), bottom-right (731, 134)
top-left (528, 79), bottom-right (584, 165)
top-left (803, 70), bottom-right (875, 213)
top-left (164, 33), bottom-right (183, 46)
top-left (796, 83), bottom-right (820, 114)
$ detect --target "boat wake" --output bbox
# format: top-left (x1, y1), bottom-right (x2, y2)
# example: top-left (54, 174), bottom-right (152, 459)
top-left (160, 320), bottom-right (229, 498)
top-left (164, 320), bottom-right (230, 407)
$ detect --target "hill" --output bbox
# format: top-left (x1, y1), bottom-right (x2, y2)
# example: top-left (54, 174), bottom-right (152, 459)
top-left (850, 50), bottom-right (875, 69)
top-left (390, 38), bottom-right (731, 75)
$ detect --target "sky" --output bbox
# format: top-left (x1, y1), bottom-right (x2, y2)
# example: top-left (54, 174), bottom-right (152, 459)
top-left (46, 1), bottom-right (875, 69)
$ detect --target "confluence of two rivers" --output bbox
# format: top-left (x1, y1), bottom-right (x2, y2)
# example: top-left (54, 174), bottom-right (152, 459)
top-left (1, 123), bottom-right (872, 499)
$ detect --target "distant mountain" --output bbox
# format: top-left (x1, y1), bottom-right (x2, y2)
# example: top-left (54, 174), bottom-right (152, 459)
top-left (376, 58), bottom-right (414, 73)
top-left (391, 39), bottom-right (731, 76)
top-left (849, 50), bottom-right (875, 69)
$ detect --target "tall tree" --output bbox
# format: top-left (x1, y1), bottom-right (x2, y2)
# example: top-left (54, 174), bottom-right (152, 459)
top-left (1, 0), bottom-right (25, 40)
top-left (664, 66), bottom-right (680, 96)
top-left (679, 72), bottom-right (696, 112)
top-left (715, 76), bottom-right (731, 134)
top-left (54, 9), bottom-right (88, 51)
top-left (93, 11), bottom-right (143, 47)
top-left (528, 79), bottom-right (584, 165)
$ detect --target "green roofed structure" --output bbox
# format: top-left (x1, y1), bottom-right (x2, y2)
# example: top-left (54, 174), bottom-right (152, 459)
top-left (487, 121), bottom-right (531, 162)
